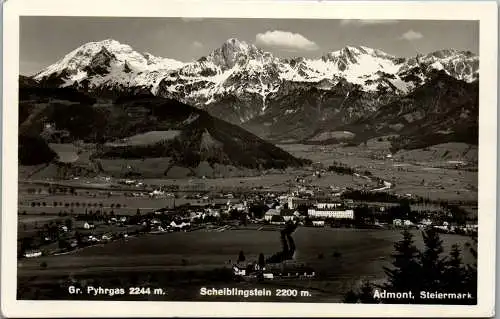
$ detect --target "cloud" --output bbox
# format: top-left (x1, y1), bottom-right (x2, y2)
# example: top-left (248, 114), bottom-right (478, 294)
top-left (340, 19), bottom-right (399, 27)
top-left (181, 17), bottom-right (204, 22)
top-left (255, 30), bottom-right (319, 52)
top-left (191, 41), bottom-right (204, 49)
top-left (400, 30), bottom-right (424, 41)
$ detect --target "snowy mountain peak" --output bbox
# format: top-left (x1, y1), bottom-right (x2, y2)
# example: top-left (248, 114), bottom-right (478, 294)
top-left (33, 39), bottom-right (185, 91)
top-left (222, 38), bottom-right (253, 52)
top-left (323, 45), bottom-right (395, 62)
top-left (207, 38), bottom-right (263, 69)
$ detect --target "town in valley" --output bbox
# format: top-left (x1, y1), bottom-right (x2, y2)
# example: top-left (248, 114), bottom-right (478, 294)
top-left (17, 17), bottom-right (479, 303)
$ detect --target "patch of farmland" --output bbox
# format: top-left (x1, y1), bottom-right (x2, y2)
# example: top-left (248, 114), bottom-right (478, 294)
top-left (279, 143), bottom-right (477, 203)
top-left (105, 130), bottom-right (181, 147)
top-left (48, 143), bottom-right (79, 163)
top-left (97, 158), bottom-right (173, 178)
top-left (18, 228), bottom-right (476, 281)
top-left (308, 131), bottom-right (355, 142)
top-left (393, 143), bottom-right (478, 163)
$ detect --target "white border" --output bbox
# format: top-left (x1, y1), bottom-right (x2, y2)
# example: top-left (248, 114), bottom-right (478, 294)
top-left (2, 0), bottom-right (497, 317)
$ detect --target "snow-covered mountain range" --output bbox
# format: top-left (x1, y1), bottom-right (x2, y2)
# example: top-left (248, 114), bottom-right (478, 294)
top-left (32, 38), bottom-right (478, 98)
top-left (30, 38), bottom-right (479, 143)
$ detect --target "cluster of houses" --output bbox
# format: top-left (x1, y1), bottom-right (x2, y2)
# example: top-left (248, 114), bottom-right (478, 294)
top-left (232, 261), bottom-right (316, 281)
top-left (21, 179), bottom-right (478, 259)
top-left (393, 218), bottom-right (478, 235)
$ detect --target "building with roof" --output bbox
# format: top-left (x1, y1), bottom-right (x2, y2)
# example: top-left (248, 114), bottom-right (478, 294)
top-left (307, 202), bottom-right (354, 219)
top-left (264, 209), bottom-right (281, 221)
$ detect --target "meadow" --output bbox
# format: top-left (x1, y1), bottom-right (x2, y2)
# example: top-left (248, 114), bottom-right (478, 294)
top-left (279, 142), bottom-right (478, 202)
top-left (18, 227), bottom-right (475, 301)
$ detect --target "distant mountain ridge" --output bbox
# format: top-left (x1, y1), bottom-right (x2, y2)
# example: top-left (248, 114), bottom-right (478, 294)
top-left (27, 38), bottom-right (479, 147)
top-left (31, 38), bottom-right (478, 102)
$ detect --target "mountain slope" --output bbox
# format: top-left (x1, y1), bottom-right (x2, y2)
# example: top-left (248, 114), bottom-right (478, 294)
top-left (242, 79), bottom-right (398, 141)
top-left (347, 71), bottom-right (479, 150)
top-left (18, 83), bottom-right (309, 175)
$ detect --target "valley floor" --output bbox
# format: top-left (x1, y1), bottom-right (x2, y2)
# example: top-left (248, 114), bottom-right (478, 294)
top-left (15, 141), bottom-right (478, 302)
top-left (279, 142), bottom-right (477, 203)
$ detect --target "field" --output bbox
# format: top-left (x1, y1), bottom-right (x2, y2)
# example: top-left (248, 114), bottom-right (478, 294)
top-left (18, 227), bottom-right (475, 302)
top-left (19, 138), bottom-right (478, 203)
top-left (105, 130), bottom-right (182, 147)
top-left (279, 142), bottom-right (478, 202)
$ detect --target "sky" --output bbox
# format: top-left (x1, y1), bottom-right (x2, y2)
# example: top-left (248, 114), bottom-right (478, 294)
top-left (20, 17), bottom-right (479, 76)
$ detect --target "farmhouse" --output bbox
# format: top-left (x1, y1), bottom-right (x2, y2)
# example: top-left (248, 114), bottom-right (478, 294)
top-left (263, 273), bottom-right (274, 280)
top-left (170, 221), bottom-right (191, 230)
top-left (282, 211), bottom-right (299, 222)
top-left (233, 265), bottom-right (246, 276)
top-left (419, 218), bottom-right (433, 226)
top-left (83, 222), bottom-right (95, 229)
top-left (312, 220), bottom-right (325, 227)
top-left (264, 209), bottom-right (281, 221)
top-left (24, 250), bottom-right (42, 258)
top-left (393, 219), bottom-right (415, 227)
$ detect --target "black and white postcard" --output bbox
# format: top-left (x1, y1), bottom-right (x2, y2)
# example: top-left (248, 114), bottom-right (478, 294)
top-left (1, 0), bottom-right (497, 317)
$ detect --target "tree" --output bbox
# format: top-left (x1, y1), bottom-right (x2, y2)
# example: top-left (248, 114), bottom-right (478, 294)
top-left (343, 289), bottom-right (359, 303)
top-left (240, 213), bottom-right (248, 226)
top-left (249, 204), bottom-right (267, 219)
top-left (357, 281), bottom-right (379, 303)
top-left (419, 229), bottom-right (446, 292)
top-left (258, 253), bottom-right (265, 269)
top-left (380, 230), bottom-right (421, 303)
top-left (58, 238), bottom-right (69, 250)
top-left (19, 237), bottom-right (34, 257)
top-left (75, 231), bottom-right (83, 246)
top-left (354, 205), bottom-right (372, 225)
top-left (64, 218), bottom-right (73, 231)
top-left (442, 244), bottom-right (467, 293)
top-left (447, 205), bottom-right (468, 225)
top-left (343, 281), bottom-right (379, 304)
top-left (463, 237), bottom-right (478, 304)
top-left (238, 250), bottom-right (246, 263)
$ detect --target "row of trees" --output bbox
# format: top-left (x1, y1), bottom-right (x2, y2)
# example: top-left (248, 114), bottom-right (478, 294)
top-left (344, 229), bottom-right (477, 304)
top-left (327, 162), bottom-right (356, 175)
top-left (342, 190), bottom-right (477, 207)
top-left (342, 190), bottom-right (401, 202)
top-left (30, 201), bottom-right (126, 208)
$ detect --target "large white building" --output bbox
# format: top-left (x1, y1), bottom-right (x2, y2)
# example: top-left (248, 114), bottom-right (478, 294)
top-left (308, 202), bottom-right (354, 219)
top-left (316, 202), bottom-right (343, 209)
